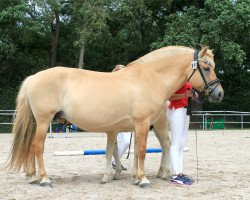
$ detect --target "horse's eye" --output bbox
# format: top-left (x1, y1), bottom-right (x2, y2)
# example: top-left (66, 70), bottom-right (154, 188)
top-left (204, 67), bottom-right (210, 71)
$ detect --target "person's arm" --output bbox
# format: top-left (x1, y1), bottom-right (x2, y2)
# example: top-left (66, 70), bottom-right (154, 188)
top-left (169, 89), bottom-right (196, 100)
top-left (169, 93), bottom-right (188, 100)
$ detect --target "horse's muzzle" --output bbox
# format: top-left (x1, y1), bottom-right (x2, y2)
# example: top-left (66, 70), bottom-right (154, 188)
top-left (207, 84), bottom-right (224, 102)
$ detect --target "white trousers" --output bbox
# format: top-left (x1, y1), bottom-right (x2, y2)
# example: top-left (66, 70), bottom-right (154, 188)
top-left (113, 132), bottom-right (131, 164)
top-left (167, 107), bottom-right (190, 175)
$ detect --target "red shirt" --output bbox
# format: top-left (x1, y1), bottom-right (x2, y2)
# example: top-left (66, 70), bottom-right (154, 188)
top-left (168, 83), bottom-right (192, 109)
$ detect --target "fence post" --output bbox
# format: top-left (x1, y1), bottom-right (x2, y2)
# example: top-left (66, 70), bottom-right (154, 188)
top-left (241, 115), bottom-right (243, 129)
top-left (202, 115), bottom-right (205, 130)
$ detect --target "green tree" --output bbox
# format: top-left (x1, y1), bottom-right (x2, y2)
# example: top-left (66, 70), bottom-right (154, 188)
top-left (0, 0), bottom-right (249, 113)
top-left (0, 0), bottom-right (50, 109)
top-left (68, 0), bottom-right (111, 69)
top-left (86, 0), bottom-right (169, 70)
top-left (152, 0), bottom-right (250, 111)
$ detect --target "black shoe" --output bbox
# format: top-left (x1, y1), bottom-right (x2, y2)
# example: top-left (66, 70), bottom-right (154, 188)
top-left (121, 165), bottom-right (127, 171)
top-left (112, 162), bottom-right (127, 171)
top-left (112, 162), bottom-right (116, 169)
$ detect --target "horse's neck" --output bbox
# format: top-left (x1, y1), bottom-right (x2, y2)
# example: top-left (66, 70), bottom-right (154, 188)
top-left (148, 53), bottom-right (193, 100)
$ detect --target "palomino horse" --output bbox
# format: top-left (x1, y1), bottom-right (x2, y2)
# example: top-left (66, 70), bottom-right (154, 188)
top-left (54, 64), bottom-right (171, 184)
top-left (8, 46), bottom-right (223, 188)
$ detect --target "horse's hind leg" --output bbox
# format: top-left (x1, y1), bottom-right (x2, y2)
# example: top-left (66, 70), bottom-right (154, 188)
top-left (34, 120), bottom-right (52, 187)
top-left (24, 141), bottom-right (37, 184)
top-left (153, 110), bottom-right (171, 179)
top-left (113, 140), bottom-right (123, 180)
top-left (101, 131), bottom-right (118, 184)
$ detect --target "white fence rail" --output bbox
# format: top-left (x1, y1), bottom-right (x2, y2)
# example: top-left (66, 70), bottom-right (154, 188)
top-left (190, 111), bottom-right (250, 130)
top-left (1, 110), bottom-right (250, 133)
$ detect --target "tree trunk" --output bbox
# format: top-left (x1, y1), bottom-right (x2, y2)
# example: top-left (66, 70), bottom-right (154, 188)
top-left (50, 12), bottom-right (60, 67)
top-left (78, 43), bottom-right (85, 69)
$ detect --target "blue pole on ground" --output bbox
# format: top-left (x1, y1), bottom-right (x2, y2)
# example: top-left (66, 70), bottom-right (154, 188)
top-left (82, 148), bottom-right (162, 155)
top-left (54, 148), bottom-right (164, 156)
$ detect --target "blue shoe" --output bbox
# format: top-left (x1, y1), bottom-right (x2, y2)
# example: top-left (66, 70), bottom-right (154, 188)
top-left (180, 174), bottom-right (194, 184)
top-left (171, 174), bottom-right (192, 185)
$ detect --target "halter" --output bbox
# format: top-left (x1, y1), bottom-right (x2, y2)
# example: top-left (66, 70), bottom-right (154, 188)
top-left (187, 50), bottom-right (221, 101)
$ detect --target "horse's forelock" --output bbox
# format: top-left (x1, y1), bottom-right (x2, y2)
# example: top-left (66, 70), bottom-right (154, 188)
top-left (206, 49), bottom-right (214, 59)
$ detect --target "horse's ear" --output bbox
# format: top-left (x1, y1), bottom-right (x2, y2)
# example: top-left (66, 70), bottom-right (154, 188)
top-left (112, 64), bottom-right (125, 72)
top-left (198, 46), bottom-right (209, 58)
top-left (194, 43), bottom-right (203, 51)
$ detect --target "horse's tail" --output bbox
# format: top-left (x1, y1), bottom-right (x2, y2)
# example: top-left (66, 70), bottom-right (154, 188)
top-left (8, 77), bottom-right (36, 171)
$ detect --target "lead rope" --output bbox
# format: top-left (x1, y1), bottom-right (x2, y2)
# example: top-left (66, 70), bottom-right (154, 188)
top-left (126, 132), bottom-right (133, 159)
top-left (193, 100), bottom-right (199, 183)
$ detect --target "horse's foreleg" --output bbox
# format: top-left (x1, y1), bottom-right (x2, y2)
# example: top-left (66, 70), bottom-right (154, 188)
top-left (135, 122), bottom-right (151, 188)
top-left (101, 131), bottom-right (117, 184)
top-left (113, 140), bottom-right (122, 180)
top-left (153, 110), bottom-right (171, 179)
top-left (35, 123), bottom-right (51, 187)
top-left (133, 136), bottom-right (143, 186)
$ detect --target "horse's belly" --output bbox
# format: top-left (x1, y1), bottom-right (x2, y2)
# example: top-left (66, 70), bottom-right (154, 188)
top-left (65, 110), bottom-right (135, 132)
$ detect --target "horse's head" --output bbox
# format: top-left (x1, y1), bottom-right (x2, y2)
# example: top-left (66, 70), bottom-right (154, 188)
top-left (187, 46), bottom-right (224, 103)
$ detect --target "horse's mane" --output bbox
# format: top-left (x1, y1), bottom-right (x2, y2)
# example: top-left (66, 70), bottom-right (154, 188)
top-left (130, 46), bottom-right (194, 65)
top-left (129, 46), bottom-right (213, 65)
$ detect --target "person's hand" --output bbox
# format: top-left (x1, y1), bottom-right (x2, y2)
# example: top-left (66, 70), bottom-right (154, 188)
top-left (192, 91), bottom-right (198, 100)
top-left (186, 90), bottom-right (198, 100)
top-left (186, 90), bottom-right (193, 98)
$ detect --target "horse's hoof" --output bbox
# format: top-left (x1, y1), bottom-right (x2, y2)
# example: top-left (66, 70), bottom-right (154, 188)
top-left (101, 173), bottom-right (113, 183)
top-left (26, 175), bottom-right (38, 185)
top-left (101, 175), bottom-right (112, 184)
top-left (139, 182), bottom-right (151, 188)
top-left (39, 182), bottom-right (52, 187)
top-left (157, 167), bottom-right (163, 178)
top-left (157, 167), bottom-right (170, 179)
top-left (134, 179), bottom-right (141, 185)
top-left (113, 174), bottom-right (122, 180)
top-left (29, 180), bottom-right (38, 185)
top-left (100, 178), bottom-right (110, 184)
top-left (158, 172), bottom-right (169, 179)
top-left (157, 172), bottom-right (162, 178)
top-left (161, 173), bottom-right (169, 180)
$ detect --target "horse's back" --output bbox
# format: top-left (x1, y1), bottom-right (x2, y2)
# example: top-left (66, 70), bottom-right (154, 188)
top-left (23, 66), bottom-right (167, 132)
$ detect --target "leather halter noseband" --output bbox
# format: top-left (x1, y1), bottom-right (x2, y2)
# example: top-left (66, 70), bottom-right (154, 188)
top-left (187, 50), bottom-right (221, 99)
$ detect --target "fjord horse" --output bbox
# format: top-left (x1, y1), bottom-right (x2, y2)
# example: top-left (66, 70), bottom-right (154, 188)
top-left (8, 46), bottom-right (223, 188)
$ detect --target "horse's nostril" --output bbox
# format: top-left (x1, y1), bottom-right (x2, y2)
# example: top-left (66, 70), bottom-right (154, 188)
top-left (218, 91), bottom-right (224, 99)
